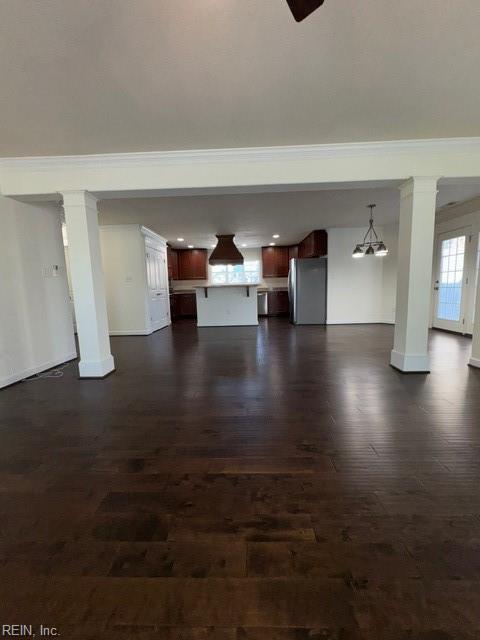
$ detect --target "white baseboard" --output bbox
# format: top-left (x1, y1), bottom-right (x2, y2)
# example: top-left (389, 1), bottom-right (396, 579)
top-left (0, 352), bottom-right (78, 390)
top-left (197, 322), bottom-right (259, 327)
top-left (79, 355), bottom-right (115, 378)
top-left (469, 357), bottom-right (480, 369)
top-left (109, 324), bottom-right (171, 336)
top-left (326, 319), bottom-right (390, 325)
top-left (109, 329), bottom-right (150, 336)
top-left (390, 349), bottom-right (430, 373)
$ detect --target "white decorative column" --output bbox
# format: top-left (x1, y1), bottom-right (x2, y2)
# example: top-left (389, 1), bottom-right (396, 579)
top-left (390, 177), bottom-right (438, 373)
top-left (63, 191), bottom-right (115, 378)
top-left (469, 274), bottom-right (480, 368)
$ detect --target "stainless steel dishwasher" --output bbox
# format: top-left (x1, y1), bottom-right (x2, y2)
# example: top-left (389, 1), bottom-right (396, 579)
top-left (257, 291), bottom-right (268, 316)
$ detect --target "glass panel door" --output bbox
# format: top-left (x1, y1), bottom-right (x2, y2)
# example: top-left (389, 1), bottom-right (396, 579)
top-left (434, 233), bottom-right (466, 332)
top-left (471, 233), bottom-right (480, 329)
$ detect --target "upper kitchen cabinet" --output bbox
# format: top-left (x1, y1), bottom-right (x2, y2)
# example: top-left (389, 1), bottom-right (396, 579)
top-left (177, 248), bottom-right (208, 280)
top-left (288, 245), bottom-right (299, 261)
top-left (262, 232), bottom-right (327, 278)
top-left (262, 246), bottom-right (290, 277)
top-left (298, 230), bottom-right (328, 259)
top-left (167, 246), bottom-right (179, 280)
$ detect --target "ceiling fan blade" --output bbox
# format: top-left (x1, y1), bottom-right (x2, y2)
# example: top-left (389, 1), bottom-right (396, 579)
top-left (286, 0), bottom-right (325, 22)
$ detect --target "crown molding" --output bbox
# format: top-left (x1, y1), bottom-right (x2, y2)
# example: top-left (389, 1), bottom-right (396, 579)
top-left (140, 225), bottom-right (167, 245)
top-left (2, 137), bottom-right (480, 173)
top-left (2, 137), bottom-right (480, 199)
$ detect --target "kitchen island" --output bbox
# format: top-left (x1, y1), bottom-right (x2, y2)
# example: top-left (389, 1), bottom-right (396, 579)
top-left (195, 284), bottom-right (259, 327)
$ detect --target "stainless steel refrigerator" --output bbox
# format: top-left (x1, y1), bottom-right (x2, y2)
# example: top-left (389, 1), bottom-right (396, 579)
top-left (288, 258), bottom-right (327, 324)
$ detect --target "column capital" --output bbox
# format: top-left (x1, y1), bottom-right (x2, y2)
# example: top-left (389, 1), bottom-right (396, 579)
top-left (399, 176), bottom-right (439, 199)
top-left (61, 190), bottom-right (98, 209)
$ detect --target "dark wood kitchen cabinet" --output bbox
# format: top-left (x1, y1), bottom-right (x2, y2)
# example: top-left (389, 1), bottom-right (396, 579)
top-left (288, 245), bottom-right (299, 261)
top-left (262, 246), bottom-right (290, 278)
top-left (173, 292), bottom-right (197, 318)
top-left (177, 249), bottom-right (208, 280)
top-left (167, 246), bottom-right (179, 280)
top-left (298, 230), bottom-right (328, 259)
top-left (267, 290), bottom-right (290, 316)
top-left (169, 294), bottom-right (178, 319)
top-left (262, 233), bottom-right (327, 278)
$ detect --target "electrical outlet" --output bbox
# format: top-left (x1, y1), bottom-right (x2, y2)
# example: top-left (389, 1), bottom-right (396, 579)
top-left (43, 265), bottom-right (62, 278)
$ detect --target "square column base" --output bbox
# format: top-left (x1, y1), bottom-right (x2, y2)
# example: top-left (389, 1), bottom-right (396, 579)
top-left (79, 355), bottom-right (115, 378)
top-left (468, 357), bottom-right (480, 369)
top-left (390, 350), bottom-right (430, 373)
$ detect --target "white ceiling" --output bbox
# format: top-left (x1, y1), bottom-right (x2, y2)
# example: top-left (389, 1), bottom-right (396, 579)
top-left (98, 182), bottom-right (480, 248)
top-left (1, 0), bottom-right (480, 157)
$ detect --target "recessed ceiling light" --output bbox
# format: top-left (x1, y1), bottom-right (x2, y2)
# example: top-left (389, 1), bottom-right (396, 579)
top-left (272, 234), bottom-right (280, 239)
top-left (211, 244), bottom-right (216, 248)
top-left (177, 237), bottom-right (184, 242)
top-left (269, 242), bottom-right (276, 246)
top-left (188, 245), bottom-right (194, 249)
top-left (241, 244), bottom-right (247, 247)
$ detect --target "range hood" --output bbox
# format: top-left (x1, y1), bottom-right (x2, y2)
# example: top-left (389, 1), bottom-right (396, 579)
top-left (209, 235), bottom-right (244, 266)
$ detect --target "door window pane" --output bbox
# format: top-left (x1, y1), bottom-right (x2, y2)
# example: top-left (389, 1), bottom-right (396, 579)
top-left (437, 235), bottom-right (465, 321)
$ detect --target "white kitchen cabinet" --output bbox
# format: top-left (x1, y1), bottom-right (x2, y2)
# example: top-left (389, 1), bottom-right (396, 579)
top-left (100, 225), bottom-right (171, 335)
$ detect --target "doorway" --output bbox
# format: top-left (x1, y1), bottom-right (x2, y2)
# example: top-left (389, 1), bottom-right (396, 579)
top-left (145, 240), bottom-right (170, 332)
top-left (432, 229), bottom-right (478, 334)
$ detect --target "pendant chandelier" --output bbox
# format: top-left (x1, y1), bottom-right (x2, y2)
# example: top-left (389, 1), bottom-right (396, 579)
top-left (352, 204), bottom-right (388, 258)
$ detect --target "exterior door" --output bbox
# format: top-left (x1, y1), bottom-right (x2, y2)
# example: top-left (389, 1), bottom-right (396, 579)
top-left (146, 244), bottom-right (170, 332)
top-left (433, 231), bottom-right (469, 333)
top-left (471, 233), bottom-right (480, 329)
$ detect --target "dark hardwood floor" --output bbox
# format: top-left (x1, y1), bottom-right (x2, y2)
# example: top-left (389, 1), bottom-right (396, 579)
top-left (1, 319), bottom-right (480, 638)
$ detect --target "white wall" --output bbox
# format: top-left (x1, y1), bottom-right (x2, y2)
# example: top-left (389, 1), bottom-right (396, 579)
top-left (100, 225), bottom-right (150, 335)
top-left (0, 197), bottom-right (76, 388)
top-left (327, 227), bottom-right (385, 324)
top-left (339, 211), bottom-right (480, 330)
top-left (326, 224), bottom-right (400, 326)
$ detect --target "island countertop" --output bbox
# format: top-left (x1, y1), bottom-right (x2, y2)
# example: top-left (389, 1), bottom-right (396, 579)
top-left (194, 283), bottom-right (259, 300)
top-left (193, 283), bottom-right (260, 289)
